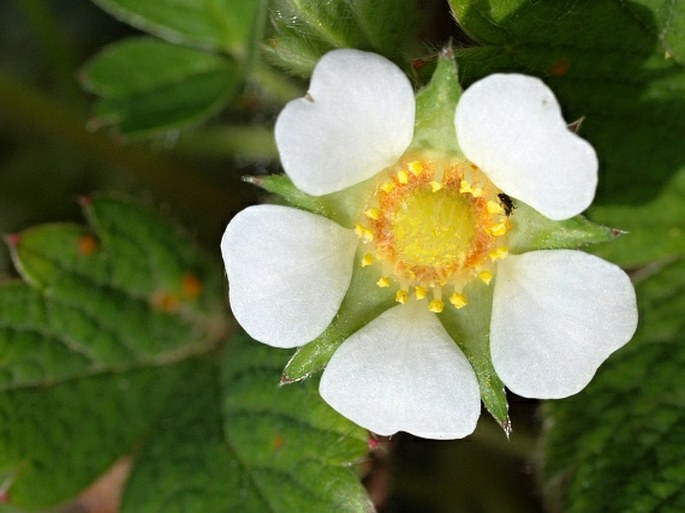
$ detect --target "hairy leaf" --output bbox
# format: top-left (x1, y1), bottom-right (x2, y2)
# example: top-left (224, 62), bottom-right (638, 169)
top-left (0, 194), bottom-right (225, 509)
top-left (121, 335), bottom-right (372, 513)
top-left (266, 0), bottom-right (420, 77)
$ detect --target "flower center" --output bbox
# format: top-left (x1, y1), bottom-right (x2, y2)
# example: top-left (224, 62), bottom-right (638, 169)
top-left (387, 187), bottom-right (475, 273)
top-left (355, 156), bottom-right (512, 313)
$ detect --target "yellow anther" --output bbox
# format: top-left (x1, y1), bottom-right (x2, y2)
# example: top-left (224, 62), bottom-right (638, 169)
top-left (376, 277), bottom-right (391, 288)
top-left (364, 208), bottom-right (380, 220)
top-left (428, 299), bottom-right (445, 313)
top-left (430, 180), bottom-right (443, 192)
top-left (491, 222), bottom-right (507, 237)
top-left (397, 170), bottom-right (410, 184)
top-left (380, 181), bottom-right (396, 193)
top-left (459, 179), bottom-right (471, 194)
top-left (489, 246), bottom-right (509, 261)
top-left (361, 253), bottom-right (374, 267)
top-left (470, 186), bottom-right (483, 198)
top-left (415, 286), bottom-right (427, 300)
top-left (479, 270), bottom-right (493, 285)
top-left (487, 200), bottom-right (504, 215)
top-left (407, 161), bottom-right (424, 176)
top-left (395, 289), bottom-right (409, 304)
top-left (449, 292), bottom-right (468, 309)
top-left (355, 223), bottom-right (374, 242)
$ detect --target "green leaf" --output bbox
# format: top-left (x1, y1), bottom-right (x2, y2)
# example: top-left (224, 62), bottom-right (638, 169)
top-left (81, 37), bottom-right (240, 137)
top-left (122, 335), bottom-right (371, 513)
top-left (265, 0), bottom-right (420, 77)
top-left (589, 167), bottom-right (685, 267)
top-left (0, 194), bottom-right (225, 509)
top-left (542, 257), bottom-right (685, 513)
top-left (91, 0), bottom-right (265, 56)
top-left (450, 0), bottom-right (685, 211)
top-left (0, 357), bottom-right (193, 510)
top-left (624, 0), bottom-right (685, 63)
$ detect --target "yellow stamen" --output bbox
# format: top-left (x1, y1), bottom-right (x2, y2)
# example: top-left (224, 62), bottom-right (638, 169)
top-left (415, 286), bottom-right (427, 300)
top-left (407, 161), bottom-right (424, 176)
top-left (376, 277), bottom-right (391, 288)
top-left (430, 180), bottom-right (443, 192)
top-left (487, 200), bottom-right (504, 215)
top-left (470, 186), bottom-right (483, 198)
top-left (395, 289), bottom-right (409, 304)
top-left (380, 181), bottom-right (396, 193)
top-left (397, 170), bottom-right (410, 184)
top-left (449, 292), bottom-right (468, 309)
top-left (361, 253), bottom-right (374, 267)
top-left (489, 246), bottom-right (509, 261)
top-left (459, 179), bottom-right (471, 194)
top-left (355, 224), bottom-right (374, 243)
top-left (479, 270), bottom-right (493, 285)
top-left (428, 299), bottom-right (444, 313)
top-left (364, 208), bottom-right (380, 220)
top-left (491, 222), bottom-right (507, 237)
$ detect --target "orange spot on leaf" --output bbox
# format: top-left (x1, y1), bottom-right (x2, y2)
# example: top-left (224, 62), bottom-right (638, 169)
top-left (150, 292), bottom-right (180, 312)
top-left (78, 235), bottom-right (98, 256)
top-left (181, 273), bottom-right (202, 299)
top-left (273, 434), bottom-right (284, 451)
top-left (549, 59), bottom-right (571, 77)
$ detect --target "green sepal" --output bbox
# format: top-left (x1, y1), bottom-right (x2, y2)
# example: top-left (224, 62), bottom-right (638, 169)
top-left (439, 283), bottom-right (510, 434)
top-left (409, 48), bottom-right (463, 155)
top-left (245, 174), bottom-right (371, 229)
top-left (508, 201), bottom-right (622, 254)
top-left (282, 252), bottom-right (395, 383)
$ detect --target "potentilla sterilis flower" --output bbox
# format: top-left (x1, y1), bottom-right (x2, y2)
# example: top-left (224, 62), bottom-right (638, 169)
top-left (221, 49), bottom-right (638, 439)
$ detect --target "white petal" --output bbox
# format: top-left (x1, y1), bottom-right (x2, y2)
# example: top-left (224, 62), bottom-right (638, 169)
top-left (221, 205), bottom-right (357, 348)
top-left (275, 49), bottom-right (415, 196)
top-left (319, 302), bottom-right (481, 439)
top-left (455, 74), bottom-right (598, 220)
top-left (491, 250), bottom-right (638, 398)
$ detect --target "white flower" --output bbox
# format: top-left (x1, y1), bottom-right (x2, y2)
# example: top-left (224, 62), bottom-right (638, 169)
top-left (221, 49), bottom-right (638, 439)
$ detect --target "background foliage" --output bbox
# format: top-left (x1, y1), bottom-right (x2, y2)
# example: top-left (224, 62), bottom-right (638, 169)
top-left (0, 0), bottom-right (683, 512)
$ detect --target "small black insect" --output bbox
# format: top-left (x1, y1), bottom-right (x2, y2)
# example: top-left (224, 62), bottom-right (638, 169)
top-left (497, 193), bottom-right (515, 216)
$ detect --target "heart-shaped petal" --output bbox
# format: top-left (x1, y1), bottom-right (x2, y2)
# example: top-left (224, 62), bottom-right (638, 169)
top-left (320, 302), bottom-right (481, 439)
top-left (275, 49), bottom-right (415, 196)
top-left (455, 74), bottom-right (597, 220)
top-left (490, 250), bottom-right (638, 398)
top-left (221, 205), bottom-right (358, 348)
